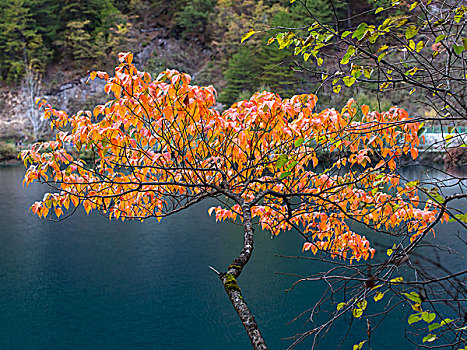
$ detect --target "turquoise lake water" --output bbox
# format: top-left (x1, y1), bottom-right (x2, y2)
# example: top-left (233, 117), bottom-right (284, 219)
top-left (0, 165), bottom-right (464, 349)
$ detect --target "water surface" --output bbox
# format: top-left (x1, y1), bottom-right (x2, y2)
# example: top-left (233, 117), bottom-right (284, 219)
top-left (0, 165), bottom-right (464, 349)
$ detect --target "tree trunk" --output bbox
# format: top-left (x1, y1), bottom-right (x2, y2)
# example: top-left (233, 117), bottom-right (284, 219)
top-left (217, 206), bottom-right (268, 349)
top-left (221, 274), bottom-right (267, 349)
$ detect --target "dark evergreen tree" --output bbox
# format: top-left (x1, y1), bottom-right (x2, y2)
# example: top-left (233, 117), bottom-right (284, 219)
top-left (56, 0), bottom-right (121, 64)
top-left (0, 0), bottom-right (45, 82)
top-left (218, 45), bottom-right (259, 106)
top-left (255, 9), bottom-right (302, 99)
top-left (174, 0), bottom-right (217, 40)
top-left (26, 0), bottom-right (60, 62)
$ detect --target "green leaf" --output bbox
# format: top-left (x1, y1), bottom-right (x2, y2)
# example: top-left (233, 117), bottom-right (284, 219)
top-left (333, 85), bottom-right (341, 94)
top-left (279, 171), bottom-right (291, 179)
top-left (352, 23), bottom-right (368, 40)
top-left (341, 31), bottom-right (351, 38)
top-left (421, 312), bottom-right (436, 323)
top-left (453, 45), bottom-right (464, 55)
top-left (395, 17), bottom-right (408, 27)
top-left (422, 334), bottom-right (436, 343)
top-left (375, 7), bottom-right (384, 14)
top-left (324, 33), bottom-right (334, 42)
top-left (406, 180), bottom-right (420, 187)
top-left (241, 29), bottom-right (256, 43)
top-left (441, 318), bottom-right (453, 326)
top-left (405, 25), bottom-right (419, 39)
top-left (337, 302), bottom-right (346, 310)
top-left (428, 323), bottom-right (441, 331)
top-left (276, 154), bottom-right (288, 169)
top-left (341, 53), bottom-right (351, 65)
top-left (340, 45), bottom-right (355, 64)
top-left (450, 213), bottom-right (467, 223)
top-left (316, 57), bottom-right (323, 66)
top-left (294, 138), bottom-right (304, 147)
top-left (286, 161), bottom-right (298, 170)
top-left (386, 244), bottom-right (396, 255)
top-left (346, 45), bottom-right (356, 56)
top-left (343, 76), bottom-right (356, 87)
top-left (435, 34), bottom-right (445, 43)
top-left (408, 313), bottom-right (422, 324)
top-left (45, 199), bottom-right (52, 209)
top-left (430, 192), bottom-right (444, 204)
top-left (403, 292), bottom-right (422, 303)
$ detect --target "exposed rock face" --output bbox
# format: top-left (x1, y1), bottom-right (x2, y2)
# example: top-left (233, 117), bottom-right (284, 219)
top-left (1, 29), bottom-right (210, 141)
top-left (0, 29), bottom-right (172, 141)
top-left (0, 89), bottom-right (29, 139)
top-left (0, 77), bottom-right (107, 141)
top-left (45, 78), bottom-right (107, 120)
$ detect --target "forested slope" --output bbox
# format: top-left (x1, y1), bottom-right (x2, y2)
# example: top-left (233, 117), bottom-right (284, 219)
top-left (0, 0), bottom-right (449, 139)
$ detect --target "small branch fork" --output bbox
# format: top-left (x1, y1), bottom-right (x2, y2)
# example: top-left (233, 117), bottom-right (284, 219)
top-left (277, 193), bottom-right (467, 349)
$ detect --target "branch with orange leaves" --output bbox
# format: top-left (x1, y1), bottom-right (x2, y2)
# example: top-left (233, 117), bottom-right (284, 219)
top-left (20, 53), bottom-right (446, 348)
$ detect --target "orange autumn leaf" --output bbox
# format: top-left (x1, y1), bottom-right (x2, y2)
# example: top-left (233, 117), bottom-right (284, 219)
top-left (361, 104), bottom-right (370, 116)
top-left (20, 52), bottom-right (441, 261)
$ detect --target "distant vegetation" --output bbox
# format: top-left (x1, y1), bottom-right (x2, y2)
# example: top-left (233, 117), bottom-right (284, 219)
top-left (1, 0), bottom-right (402, 108)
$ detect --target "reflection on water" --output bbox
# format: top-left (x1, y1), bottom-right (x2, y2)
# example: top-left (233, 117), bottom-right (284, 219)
top-left (0, 165), bottom-right (465, 349)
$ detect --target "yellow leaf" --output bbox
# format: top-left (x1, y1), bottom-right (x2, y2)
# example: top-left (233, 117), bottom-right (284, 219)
top-left (333, 85), bottom-right (341, 93)
top-left (352, 308), bottom-right (363, 318)
top-left (374, 291), bottom-right (386, 302)
top-left (390, 277), bottom-right (403, 283)
top-left (241, 29), bottom-right (256, 43)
